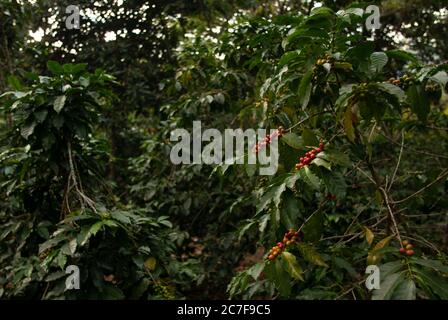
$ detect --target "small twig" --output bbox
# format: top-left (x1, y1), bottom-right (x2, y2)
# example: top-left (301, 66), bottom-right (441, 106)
top-left (379, 187), bottom-right (402, 245)
top-left (387, 130), bottom-right (404, 192)
top-left (391, 169), bottom-right (448, 204)
top-left (381, 133), bottom-right (448, 159)
top-left (297, 200), bottom-right (328, 234)
top-left (406, 235), bottom-right (441, 254)
top-left (286, 111), bottom-right (329, 132)
top-left (67, 142), bottom-right (97, 213)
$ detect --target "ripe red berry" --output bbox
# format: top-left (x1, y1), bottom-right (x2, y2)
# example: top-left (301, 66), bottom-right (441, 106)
top-left (406, 249), bottom-right (414, 256)
top-left (399, 248), bottom-right (406, 254)
top-left (319, 142), bottom-right (325, 149)
top-left (315, 147), bottom-right (321, 153)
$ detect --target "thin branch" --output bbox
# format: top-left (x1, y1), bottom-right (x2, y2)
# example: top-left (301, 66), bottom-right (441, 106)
top-left (379, 186), bottom-right (402, 244)
top-left (391, 169), bottom-right (448, 204)
top-left (387, 130), bottom-right (404, 192)
top-left (297, 199), bottom-right (328, 234)
top-left (381, 133), bottom-right (448, 159)
top-left (286, 111), bottom-right (330, 132)
top-left (67, 141), bottom-right (97, 213)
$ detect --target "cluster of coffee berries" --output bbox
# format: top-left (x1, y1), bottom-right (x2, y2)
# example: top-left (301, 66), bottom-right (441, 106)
top-left (295, 141), bottom-right (325, 170)
top-left (253, 126), bottom-right (284, 153)
top-left (316, 58), bottom-right (329, 66)
top-left (399, 240), bottom-right (415, 256)
top-left (388, 77), bottom-right (402, 86)
top-left (267, 229), bottom-right (302, 261)
top-left (316, 54), bottom-right (333, 66)
top-left (357, 83), bottom-right (369, 98)
top-left (388, 75), bottom-right (416, 90)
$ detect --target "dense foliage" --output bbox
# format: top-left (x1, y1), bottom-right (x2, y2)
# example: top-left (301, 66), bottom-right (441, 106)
top-left (1, 0), bottom-right (447, 300)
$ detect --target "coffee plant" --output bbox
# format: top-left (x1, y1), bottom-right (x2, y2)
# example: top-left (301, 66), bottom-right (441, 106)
top-left (1, 0), bottom-right (447, 300)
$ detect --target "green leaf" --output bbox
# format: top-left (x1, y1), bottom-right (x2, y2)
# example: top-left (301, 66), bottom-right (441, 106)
top-left (380, 261), bottom-right (403, 278)
top-left (321, 171), bottom-right (347, 199)
top-left (378, 82), bottom-right (406, 101)
top-left (7, 75), bottom-right (22, 90)
top-left (21, 121), bottom-right (37, 139)
top-left (256, 183), bottom-right (286, 213)
top-left (335, 91), bottom-right (352, 109)
top-left (297, 242), bottom-right (328, 267)
top-left (71, 63), bottom-right (88, 75)
top-left (90, 221), bottom-right (104, 236)
top-left (302, 166), bottom-right (320, 190)
top-left (284, 172), bottom-right (301, 189)
top-left (407, 84), bottom-right (430, 121)
top-left (333, 257), bottom-right (357, 278)
top-left (412, 258), bottom-right (448, 274)
top-left (278, 50), bottom-right (301, 67)
top-left (370, 52), bottom-right (388, 73)
top-left (45, 271), bottom-right (66, 282)
top-left (346, 42), bottom-right (375, 61)
top-left (34, 110), bottom-right (48, 123)
top-left (311, 157), bottom-right (331, 170)
top-left (343, 105), bottom-right (356, 142)
top-left (392, 278), bottom-right (416, 300)
top-left (247, 262), bottom-right (265, 280)
top-left (79, 76), bottom-right (90, 88)
top-left (298, 70), bottom-right (313, 109)
top-left (319, 150), bottom-right (350, 167)
top-left (281, 252), bottom-right (304, 281)
top-left (264, 259), bottom-right (292, 296)
top-left (110, 210), bottom-right (131, 224)
top-left (102, 286), bottom-right (125, 300)
top-left (372, 272), bottom-right (403, 300)
top-left (281, 132), bottom-right (304, 149)
top-left (302, 210), bottom-right (324, 242)
top-left (429, 71), bottom-right (448, 88)
top-left (47, 60), bottom-right (64, 75)
top-left (414, 268), bottom-right (448, 299)
top-left (302, 128), bottom-right (318, 146)
top-left (53, 95), bottom-right (67, 113)
top-left (281, 195), bottom-right (301, 229)
top-left (386, 50), bottom-right (419, 64)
